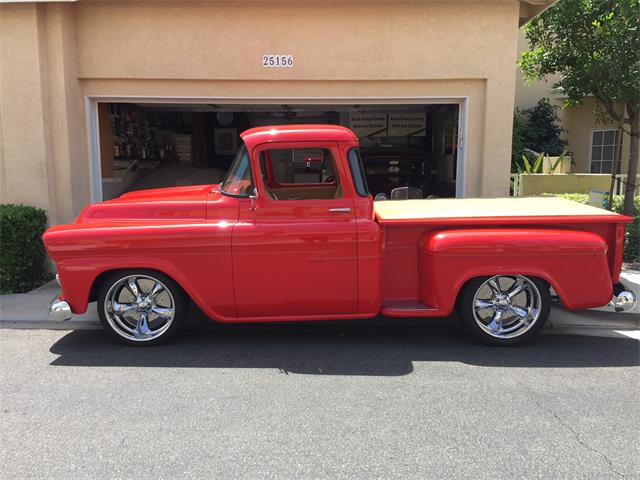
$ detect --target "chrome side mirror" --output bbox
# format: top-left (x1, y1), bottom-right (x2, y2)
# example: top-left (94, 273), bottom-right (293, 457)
top-left (374, 193), bottom-right (388, 201)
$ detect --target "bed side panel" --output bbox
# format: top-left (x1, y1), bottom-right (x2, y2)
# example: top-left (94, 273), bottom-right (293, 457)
top-left (418, 229), bottom-right (612, 312)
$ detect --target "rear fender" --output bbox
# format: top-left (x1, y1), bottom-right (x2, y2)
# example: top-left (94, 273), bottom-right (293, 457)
top-left (418, 229), bottom-right (612, 312)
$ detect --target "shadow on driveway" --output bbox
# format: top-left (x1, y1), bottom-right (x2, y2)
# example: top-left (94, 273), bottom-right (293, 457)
top-left (48, 316), bottom-right (640, 376)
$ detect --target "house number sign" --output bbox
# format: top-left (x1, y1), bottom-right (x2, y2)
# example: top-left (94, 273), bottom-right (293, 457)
top-left (262, 54), bottom-right (294, 68)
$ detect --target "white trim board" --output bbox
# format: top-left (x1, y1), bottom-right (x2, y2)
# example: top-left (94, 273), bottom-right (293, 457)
top-left (85, 97), bottom-right (103, 203)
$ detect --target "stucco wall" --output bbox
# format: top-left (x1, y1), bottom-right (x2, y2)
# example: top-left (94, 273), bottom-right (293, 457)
top-left (0, 2), bottom-right (86, 224)
top-left (1, 0), bottom-right (523, 224)
top-left (563, 97), bottom-right (631, 174)
top-left (514, 28), bottom-right (560, 110)
top-left (0, 4), bottom-right (56, 220)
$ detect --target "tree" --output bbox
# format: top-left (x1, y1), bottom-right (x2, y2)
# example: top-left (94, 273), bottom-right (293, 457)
top-left (519, 0), bottom-right (640, 216)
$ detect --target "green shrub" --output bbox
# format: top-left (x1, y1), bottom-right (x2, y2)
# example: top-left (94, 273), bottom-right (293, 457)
top-left (0, 204), bottom-right (49, 293)
top-left (543, 194), bottom-right (640, 262)
top-left (521, 99), bottom-right (567, 156)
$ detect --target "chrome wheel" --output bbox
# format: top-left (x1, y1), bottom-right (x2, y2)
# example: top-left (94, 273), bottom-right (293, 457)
top-left (103, 274), bottom-right (176, 342)
top-left (472, 275), bottom-right (542, 339)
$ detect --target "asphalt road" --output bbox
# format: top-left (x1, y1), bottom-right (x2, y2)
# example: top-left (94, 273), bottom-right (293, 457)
top-left (1, 320), bottom-right (639, 480)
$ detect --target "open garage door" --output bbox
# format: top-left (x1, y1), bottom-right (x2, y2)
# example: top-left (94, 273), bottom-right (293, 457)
top-left (96, 102), bottom-right (462, 201)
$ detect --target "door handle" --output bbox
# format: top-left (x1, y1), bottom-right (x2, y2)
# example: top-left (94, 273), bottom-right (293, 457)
top-left (328, 208), bottom-right (352, 213)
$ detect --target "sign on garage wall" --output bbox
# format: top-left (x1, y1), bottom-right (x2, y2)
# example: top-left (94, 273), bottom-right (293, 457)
top-left (349, 112), bottom-right (427, 137)
top-left (349, 113), bottom-right (388, 138)
top-left (388, 113), bottom-right (426, 136)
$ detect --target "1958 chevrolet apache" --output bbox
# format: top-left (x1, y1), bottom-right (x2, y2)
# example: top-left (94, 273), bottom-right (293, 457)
top-left (44, 125), bottom-right (636, 346)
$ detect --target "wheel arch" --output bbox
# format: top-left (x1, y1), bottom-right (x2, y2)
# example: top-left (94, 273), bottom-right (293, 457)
top-left (59, 261), bottom-right (195, 315)
top-left (447, 266), bottom-right (606, 312)
top-left (455, 273), bottom-right (552, 306)
top-left (88, 267), bottom-right (188, 303)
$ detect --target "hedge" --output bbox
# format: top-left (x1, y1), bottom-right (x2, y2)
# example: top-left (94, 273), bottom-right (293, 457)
top-left (0, 204), bottom-right (49, 293)
top-left (544, 194), bottom-right (640, 262)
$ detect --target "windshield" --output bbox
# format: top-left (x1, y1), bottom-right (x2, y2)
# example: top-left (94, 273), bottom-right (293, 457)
top-left (221, 145), bottom-right (254, 197)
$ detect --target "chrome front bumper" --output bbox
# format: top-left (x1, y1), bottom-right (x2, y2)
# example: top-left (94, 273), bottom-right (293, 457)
top-left (608, 290), bottom-right (637, 312)
top-left (48, 274), bottom-right (72, 321)
top-left (48, 296), bottom-right (72, 321)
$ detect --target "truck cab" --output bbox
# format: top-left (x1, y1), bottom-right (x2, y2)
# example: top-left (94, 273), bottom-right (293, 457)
top-left (225, 125), bottom-right (379, 320)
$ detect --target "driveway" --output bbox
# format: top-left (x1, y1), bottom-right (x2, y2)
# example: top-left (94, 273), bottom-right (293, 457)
top-left (1, 320), bottom-right (638, 479)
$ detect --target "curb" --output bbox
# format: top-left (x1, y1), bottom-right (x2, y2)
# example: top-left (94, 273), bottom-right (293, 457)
top-left (0, 319), bottom-right (101, 330)
top-left (621, 268), bottom-right (640, 298)
top-left (0, 293), bottom-right (101, 330)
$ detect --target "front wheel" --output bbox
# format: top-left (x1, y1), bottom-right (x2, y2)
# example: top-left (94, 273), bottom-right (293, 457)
top-left (457, 275), bottom-right (550, 346)
top-left (97, 270), bottom-right (186, 345)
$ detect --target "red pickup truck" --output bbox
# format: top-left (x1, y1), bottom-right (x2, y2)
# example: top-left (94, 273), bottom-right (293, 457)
top-left (44, 125), bottom-right (636, 346)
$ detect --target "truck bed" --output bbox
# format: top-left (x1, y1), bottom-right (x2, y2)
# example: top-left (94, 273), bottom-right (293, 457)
top-left (375, 196), bottom-right (631, 314)
top-left (373, 197), bottom-right (624, 224)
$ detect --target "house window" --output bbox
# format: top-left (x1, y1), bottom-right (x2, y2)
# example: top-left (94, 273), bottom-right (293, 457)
top-left (590, 129), bottom-right (619, 174)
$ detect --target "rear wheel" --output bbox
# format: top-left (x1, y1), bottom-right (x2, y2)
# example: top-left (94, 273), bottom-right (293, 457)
top-left (458, 275), bottom-right (550, 345)
top-left (97, 270), bottom-right (185, 345)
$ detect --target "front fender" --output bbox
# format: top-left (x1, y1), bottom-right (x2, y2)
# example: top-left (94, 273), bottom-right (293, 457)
top-left (418, 228), bottom-right (612, 312)
top-left (43, 221), bottom-right (236, 320)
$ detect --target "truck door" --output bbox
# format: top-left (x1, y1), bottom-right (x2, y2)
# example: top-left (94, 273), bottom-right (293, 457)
top-left (232, 142), bottom-right (358, 318)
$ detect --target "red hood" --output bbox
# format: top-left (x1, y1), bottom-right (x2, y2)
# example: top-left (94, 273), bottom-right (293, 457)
top-left (76, 184), bottom-right (216, 223)
top-left (110, 184), bottom-right (214, 203)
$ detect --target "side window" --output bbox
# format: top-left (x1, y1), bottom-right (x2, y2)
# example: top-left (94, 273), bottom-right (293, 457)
top-left (347, 148), bottom-right (370, 197)
top-left (259, 148), bottom-right (341, 200)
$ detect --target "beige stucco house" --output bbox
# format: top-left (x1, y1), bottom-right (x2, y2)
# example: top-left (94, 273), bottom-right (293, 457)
top-left (515, 30), bottom-right (633, 179)
top-left (1, 0), bottom-right (554, 225)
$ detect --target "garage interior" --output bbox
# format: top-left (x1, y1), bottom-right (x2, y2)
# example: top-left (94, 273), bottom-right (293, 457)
top-left (97, 103), bottom-right (460, 200)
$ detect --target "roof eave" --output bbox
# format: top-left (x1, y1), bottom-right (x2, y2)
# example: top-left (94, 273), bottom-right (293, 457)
top-left (519, 0), bottom-right (557, 27)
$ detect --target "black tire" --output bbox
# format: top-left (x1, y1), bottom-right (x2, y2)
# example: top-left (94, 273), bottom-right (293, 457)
top-left (97, 269), bottom-right (186, 346)
top-left (457, 275), bottom-right (550, 346)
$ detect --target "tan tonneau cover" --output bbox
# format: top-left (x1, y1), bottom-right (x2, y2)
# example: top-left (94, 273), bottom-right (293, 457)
top-left (373, 197), bottom-right (616, 222)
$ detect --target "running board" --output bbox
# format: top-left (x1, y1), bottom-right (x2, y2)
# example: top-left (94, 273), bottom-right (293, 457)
top-left (381, 300), bottom-right (448, 318)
